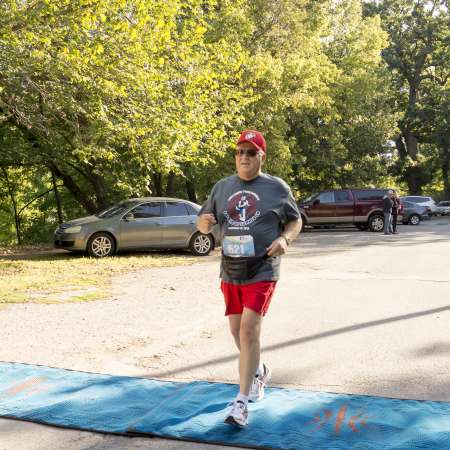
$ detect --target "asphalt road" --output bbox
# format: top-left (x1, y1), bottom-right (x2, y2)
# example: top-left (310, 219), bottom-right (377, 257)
top-left (1, 216), bottom-right (449, 449)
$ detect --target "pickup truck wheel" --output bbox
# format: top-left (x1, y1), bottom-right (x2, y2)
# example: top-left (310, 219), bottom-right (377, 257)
top-left (409, 214), bottom-right (420, 225)
top-left (368, 214), bottom-right (384, 232)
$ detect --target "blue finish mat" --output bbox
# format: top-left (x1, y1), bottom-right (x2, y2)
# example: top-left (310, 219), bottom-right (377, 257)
top-left (1, 362), bottom-right (450, 449)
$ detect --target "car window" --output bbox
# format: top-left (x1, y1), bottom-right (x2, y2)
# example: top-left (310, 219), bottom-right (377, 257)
top-left (335, 191), bottom-right (351, 202)
top-left (165, 202), bottom-right (189, 217)
top-left (403, 196), bottom-right (428, 202)
top-left (303, 192), bottom-right (318, 203)
top-left (355, 190), bottom-right (386, 200)
top-left (185, 203), bottom-right (199, 215)
top-left (317, 192), bottom-right (335, 203)
top-left (131, 202), bottom-right (161, 218)
top-left (97, 201), bottom-right (140, 218)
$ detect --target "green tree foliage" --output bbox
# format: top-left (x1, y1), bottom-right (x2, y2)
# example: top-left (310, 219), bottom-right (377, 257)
top-left (364, 0), bottom-right (449, 195)
top-left (287, 0), bottom-right (397, 194)
top-left (0, 0), bottom-right (252, 210)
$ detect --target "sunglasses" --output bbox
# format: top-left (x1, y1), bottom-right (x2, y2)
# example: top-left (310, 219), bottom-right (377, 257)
top-left (234, 148), bottom-right (258, 157)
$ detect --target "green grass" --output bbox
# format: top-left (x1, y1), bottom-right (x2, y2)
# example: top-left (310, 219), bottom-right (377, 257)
top-left (0, 249), bottom-right (199, 304)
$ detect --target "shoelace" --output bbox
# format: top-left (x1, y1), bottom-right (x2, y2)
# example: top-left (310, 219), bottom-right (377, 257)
top-left (233, 400), bottom-right (247, 412)
top-left (254, 375), bottom-right (267, 388)
top-left (227, 399), bottom-right (248, 408)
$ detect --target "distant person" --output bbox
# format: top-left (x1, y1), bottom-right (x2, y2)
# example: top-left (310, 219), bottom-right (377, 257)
top-left (197, 130), bottom-right (302, 427)
top-left (391, 191), bottom-right (400, 234)
top-left (383, 190), bottom-right (394, 235)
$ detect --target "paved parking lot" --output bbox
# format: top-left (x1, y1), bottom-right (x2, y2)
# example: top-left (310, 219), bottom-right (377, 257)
top-left (1, 216), bottom-right (449, 449)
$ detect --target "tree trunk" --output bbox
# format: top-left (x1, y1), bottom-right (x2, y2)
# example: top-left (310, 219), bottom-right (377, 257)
top-left (403, 129), bottom-right (422, 194)
top-left (1, 168), bottom-right (21, 245)
top-left (404, 129), bottom-right (419, 160)
top-left (51, 163), bottom-right (98, 214)
top-left (401, 84), bottom-right (421, 194)
top-left (395, 135), bottom-right (407, 159)
top-left (182, 164), bottom-right (198, 203)
top-left (442, 148), bottom-right (450, 198)
top-left (166, 172), bottom-right (176, 196)
top-left (51, 168), bottom-right (63, 224)
top-left (89, 171), bottom-right (108, 210)
top-left (185, 178), bottom-right (197, 203)
top-left (151, 172), bottom-right (163, 196)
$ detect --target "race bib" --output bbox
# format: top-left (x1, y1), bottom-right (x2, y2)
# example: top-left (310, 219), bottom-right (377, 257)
top-left (222, 235), bottom-right (255, 257)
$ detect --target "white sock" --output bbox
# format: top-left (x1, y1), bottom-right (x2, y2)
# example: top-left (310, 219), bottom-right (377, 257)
top-left (236, 393), bottom-right (249, 405)
top-left (255, 361), bottom-right (264, 377)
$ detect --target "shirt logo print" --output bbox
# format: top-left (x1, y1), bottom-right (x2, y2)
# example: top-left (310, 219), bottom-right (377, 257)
top-left (224, 190), bottom-right (261, 227)
top-left (236, 195), bottom-right (250, 222)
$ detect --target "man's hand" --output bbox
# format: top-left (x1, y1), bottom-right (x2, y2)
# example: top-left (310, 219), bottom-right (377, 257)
top-left (266, 236), bottom-right (288, 257)
top-left (197, 213), bottom-right (217, 234)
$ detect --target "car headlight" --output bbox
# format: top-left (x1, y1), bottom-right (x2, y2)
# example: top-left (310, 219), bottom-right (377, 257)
top-left (65, 226), bottom-right (82, 234)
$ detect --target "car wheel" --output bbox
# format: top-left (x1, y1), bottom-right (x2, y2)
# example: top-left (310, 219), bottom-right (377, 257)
top-left (409, 214), bottom-right (420, 225)
top-left (87, 232), bottom-right (116, 257)
top-left (189, 232), bottom-right (213, 256)
top-left (368, 214), bottom-right (384, 232)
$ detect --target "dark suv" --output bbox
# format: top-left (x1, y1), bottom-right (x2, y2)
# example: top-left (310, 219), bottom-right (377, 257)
top-left (298, 189), bottom-right (400, 232)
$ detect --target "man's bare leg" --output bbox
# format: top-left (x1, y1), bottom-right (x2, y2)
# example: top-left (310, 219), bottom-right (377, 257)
top-left (228, 314), bottom-right (242, 351)
top-left (238, 308), bottom-right (262, 396)
top-left (228, 308), bottom-right (262, 395)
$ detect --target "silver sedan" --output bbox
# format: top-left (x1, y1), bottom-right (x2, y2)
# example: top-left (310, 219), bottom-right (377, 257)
top-left (54, 197), bottom-right (219, 257)
top-left (436, 201), bottom-right (450, 216)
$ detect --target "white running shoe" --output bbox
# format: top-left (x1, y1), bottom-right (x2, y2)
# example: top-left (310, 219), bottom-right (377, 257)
top-left (249, 363), bottom-right (271, 402)
top-left (224, 400), bottom-right (248, 427)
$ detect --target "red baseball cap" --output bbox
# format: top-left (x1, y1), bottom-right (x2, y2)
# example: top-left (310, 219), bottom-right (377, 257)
top-left (237, 130), bottom-right (266, 153)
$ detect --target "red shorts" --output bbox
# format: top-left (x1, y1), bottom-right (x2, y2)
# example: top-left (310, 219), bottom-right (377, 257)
top-left (220, 280), bottom-right (277, 316)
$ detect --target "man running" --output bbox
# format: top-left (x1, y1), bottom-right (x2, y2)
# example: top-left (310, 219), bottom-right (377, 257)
top-left (197, 130), bottom-right (302, 427)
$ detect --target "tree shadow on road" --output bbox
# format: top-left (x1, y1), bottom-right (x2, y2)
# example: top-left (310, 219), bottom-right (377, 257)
top-left (144, 304), bottom-right (450, 391)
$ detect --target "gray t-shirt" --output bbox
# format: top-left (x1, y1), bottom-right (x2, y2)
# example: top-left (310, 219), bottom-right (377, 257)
top-left (199, 173), bottom-right (300, 284)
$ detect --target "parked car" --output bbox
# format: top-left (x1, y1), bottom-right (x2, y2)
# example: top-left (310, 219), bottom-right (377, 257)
top-left (399, 196), bottom-right (438, 216)
top-left (54, 197), bottom-right (219, 257)
top-left (298, 188), bottom-right (402, 232)
top-left (400, 200), bottom-right (429, 225)
top-left (436, 201), bottom-right (450, 216)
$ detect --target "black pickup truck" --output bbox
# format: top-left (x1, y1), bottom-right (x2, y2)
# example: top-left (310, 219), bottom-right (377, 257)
top-left (298, 188), bottom-right (401, 232)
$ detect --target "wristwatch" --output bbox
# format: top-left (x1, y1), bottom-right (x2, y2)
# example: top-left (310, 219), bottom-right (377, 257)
top-left (281, 235), bottom-right (291, 246)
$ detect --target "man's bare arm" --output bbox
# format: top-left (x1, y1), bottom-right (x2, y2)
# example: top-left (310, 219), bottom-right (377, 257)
top-left (281, 217), bottom-right (302, 244)
top-left (266, 217), bottom-right (302, 257)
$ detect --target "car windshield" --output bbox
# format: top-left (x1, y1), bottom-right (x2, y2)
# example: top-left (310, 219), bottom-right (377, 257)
top-left (96, 201), bottom-right (140, 218)
top-left (302, 192), bottom-right (318, 203)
